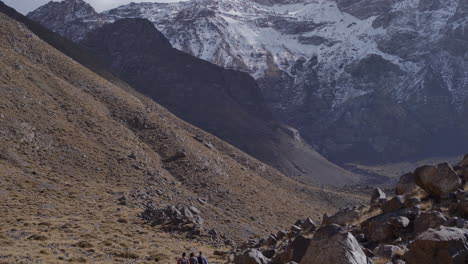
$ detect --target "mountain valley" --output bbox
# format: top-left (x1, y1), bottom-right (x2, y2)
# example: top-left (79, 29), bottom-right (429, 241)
top-left (0, 2), bottom-right (368, 263)
top-left (1, 0), bottom-right (468, 263)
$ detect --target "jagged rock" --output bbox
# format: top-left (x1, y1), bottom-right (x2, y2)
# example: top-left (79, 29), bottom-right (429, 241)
top-left (322, 208), bottom-right (360, 226)
top-left (140, 205), bottom-right (204, 232)
top-left (414, 211), bottom-right (446, 234)
top-left (414, 163), bottom-right (462, 196)
top-left (396, 173), bottom-right (423, 196)
top-left (382, 196), bottom-right (405, 213)
top-left (365, 213), bottom-right (410, 242)
top-left (370, 188), bottom-right (386, 205)
top-left (300, 232), bottom-right (368, 264)
top-left (234, 249), bottom-right (269, 264)
top-left (313, 224), bottom-right (345, 240)
top-left (404, 227), bottom-right (468, 264)
top-left (373, 244), bottom-right (406, 260)
top-left (273, 235), bottom-right (312, 263)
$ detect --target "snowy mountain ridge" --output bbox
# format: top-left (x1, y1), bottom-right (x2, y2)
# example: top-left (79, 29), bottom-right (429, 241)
top-left (105, 0), bottom-right (412, 107)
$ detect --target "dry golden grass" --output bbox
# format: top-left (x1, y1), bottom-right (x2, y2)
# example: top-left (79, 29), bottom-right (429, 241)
top-left (0, 161), bottom-right (230, 263)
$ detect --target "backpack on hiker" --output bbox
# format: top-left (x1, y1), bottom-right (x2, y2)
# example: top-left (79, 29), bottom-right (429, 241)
top-left (178, 257), bottom-right (189, 264)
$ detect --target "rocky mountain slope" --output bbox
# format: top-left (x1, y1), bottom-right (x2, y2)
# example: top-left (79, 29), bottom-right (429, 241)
top-left (78, 17), bottom-right (360, 186)
top-left (0, 3), bottom-right (367, 263)
top-left (233, 154), bottom-right (468, 264)
top-left (28, 0), bottom-right (468, 164)
top-left (27, 0), bottom-right (362, 186)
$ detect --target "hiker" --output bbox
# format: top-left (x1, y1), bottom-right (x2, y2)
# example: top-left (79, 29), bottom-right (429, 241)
top-left (198, 251), bottom-right (209, 264)
top-left (189, 252), bottom-right (199, 264)
top-left (177, 252), bottom-right (190, 264)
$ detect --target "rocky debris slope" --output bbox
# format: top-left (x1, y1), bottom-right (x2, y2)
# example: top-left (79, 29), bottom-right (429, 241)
top-left (233, 154), bottom-right (468, 264)
top-left (28, 0), bottom-right (468, 164)
top-left (0, 5), bottom-right (366, 263)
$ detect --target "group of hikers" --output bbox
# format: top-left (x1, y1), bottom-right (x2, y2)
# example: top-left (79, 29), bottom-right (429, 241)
top-left (177, 252), bottom-right (208, 264)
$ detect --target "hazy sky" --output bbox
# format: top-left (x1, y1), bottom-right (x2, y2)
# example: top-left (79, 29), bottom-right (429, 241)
top-left (4, 0), bottom-right (188, 14)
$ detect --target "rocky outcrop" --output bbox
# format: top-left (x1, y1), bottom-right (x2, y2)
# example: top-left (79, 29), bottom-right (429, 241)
top-left (364, 213), bottom-right (410, 242)
top-left (140, 205), bottom-right (204, 234)
top-left (414, 211), bottom-right (447, 234)
top-left (26, 0), bottom-right (111, 42)
top-left (300, 232), bottom-right (368, 264)
top-left (414, 163), bottom-right (462, 196)
top-left (234, 249), bottom-right (269, 264)
top-left (370, 188), bottom-right (386, 205)
top-left (233, 156), bottom-right (468, 264)
top-left (396, 173), bottom-right (424, 196)
top-left (404, 227), bottom-right (468, 264)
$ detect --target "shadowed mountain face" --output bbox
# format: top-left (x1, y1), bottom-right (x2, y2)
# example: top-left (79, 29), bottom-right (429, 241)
top-left (77, 18), bottom-right (360, 186)
top-left (0, 3), bottom-right (366, 256)
top-left (28, 0), bottom-right (468, 164)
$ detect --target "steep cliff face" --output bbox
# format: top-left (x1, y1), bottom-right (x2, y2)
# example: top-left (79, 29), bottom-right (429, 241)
top-left (28, 0), bottom-right (468, 163)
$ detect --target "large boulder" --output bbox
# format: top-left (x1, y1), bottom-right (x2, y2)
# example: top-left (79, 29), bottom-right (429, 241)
top-left (414, 163), bottom-right (462, 196)
top-left (273, 235), bottom-right (313, 263)
top-left (413, 211), bottom-right (447, 234)
top-left (396, 172), bottom-right (424, 196)
top-left (300, 232), bottom-right (368, 264)
top-left (365, 213), bottom-right (410, 242)
top-left (404, 227), bottom-right (468, 264)
top-left (234, 249), bottom-right (269, 264)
